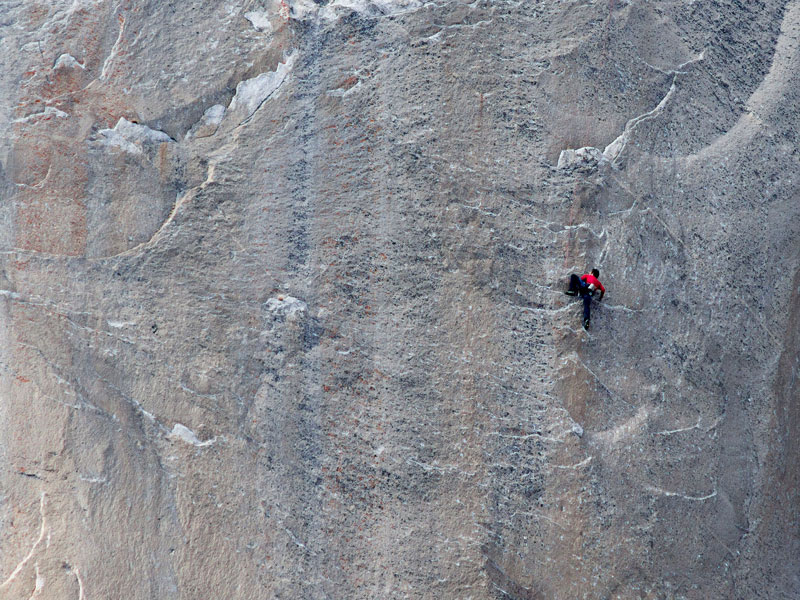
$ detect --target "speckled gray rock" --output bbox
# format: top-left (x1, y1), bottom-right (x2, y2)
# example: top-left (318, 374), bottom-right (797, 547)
top-left (1, 1), bottom-right (798, 598)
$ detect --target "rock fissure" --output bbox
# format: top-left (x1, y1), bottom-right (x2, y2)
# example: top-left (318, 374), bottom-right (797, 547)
top-left (644, 485), bottom-right (718, 502)
top-left (0, 493), bottom-right (48, 591)
top-left (99, 12), bottom-right (125, 81)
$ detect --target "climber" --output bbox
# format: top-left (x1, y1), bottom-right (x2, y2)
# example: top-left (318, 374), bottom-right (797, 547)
top-left (565, 269), bottom-right (605, 329)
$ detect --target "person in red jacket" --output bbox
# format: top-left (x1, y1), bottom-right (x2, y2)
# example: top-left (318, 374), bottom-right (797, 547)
top-left (565, 269), bottom-right (605, 329)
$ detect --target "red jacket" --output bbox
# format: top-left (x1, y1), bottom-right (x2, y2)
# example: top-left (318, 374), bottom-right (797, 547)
top-left (581, 273), bottom-right (605, 295)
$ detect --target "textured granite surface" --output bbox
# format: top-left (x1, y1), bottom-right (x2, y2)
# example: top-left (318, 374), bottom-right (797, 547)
top-left (1, 1), bottom-right (798, 598)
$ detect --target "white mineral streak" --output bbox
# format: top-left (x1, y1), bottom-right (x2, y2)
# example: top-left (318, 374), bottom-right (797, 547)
top-left (33, 565), bottom-right (44, 594)
top-left (603, 50), bottom-right (706, 163)
top-left (99, 13), bottom-right (125, 80)
top-left (75, 568), bottom-right (86, 600)
top-left (553, 456), bottom-right (593, 470)
top-left (0, 493), bottom-right (47, 590)
top-left (644, 485), bottom-right (718, 502)
top-left (602, 81), bottom-right (679, 163)
top-left (106, 320), bottom-right (136, 328)
top-left (594, 405), bottom-right (649, 446)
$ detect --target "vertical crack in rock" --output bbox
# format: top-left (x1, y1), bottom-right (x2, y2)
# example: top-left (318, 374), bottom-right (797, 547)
top-left (0, 493), bottom-right (48, 591)
top-left (74, 568), bottom-right (86, 600)
top-left (99, 12), bottom-right (125, 81)
top-left (603, 51), bottom-right (707, 164)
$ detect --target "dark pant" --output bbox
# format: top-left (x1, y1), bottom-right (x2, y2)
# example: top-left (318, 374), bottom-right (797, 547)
top-left (569, 274), bottom-right (584, 295)
top-left (569, 274), bottom-right (593, 322)
top-left (583, 293), bottom-right (592, 323)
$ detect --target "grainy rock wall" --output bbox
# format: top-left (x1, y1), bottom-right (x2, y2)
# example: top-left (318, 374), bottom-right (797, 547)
top-left (1, 1), bottom-right (798, 598)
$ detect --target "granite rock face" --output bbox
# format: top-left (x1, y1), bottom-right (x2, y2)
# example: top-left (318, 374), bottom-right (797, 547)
top-left (1, 1), bottom-right (798, 598)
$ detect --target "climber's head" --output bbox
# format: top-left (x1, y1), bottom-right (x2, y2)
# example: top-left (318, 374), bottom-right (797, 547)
top-left (591, 268), bottom-right (600, 278)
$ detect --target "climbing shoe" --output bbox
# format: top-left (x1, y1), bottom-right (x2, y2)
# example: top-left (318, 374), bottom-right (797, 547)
top-left (583, 318), bottom-right (590, 330)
